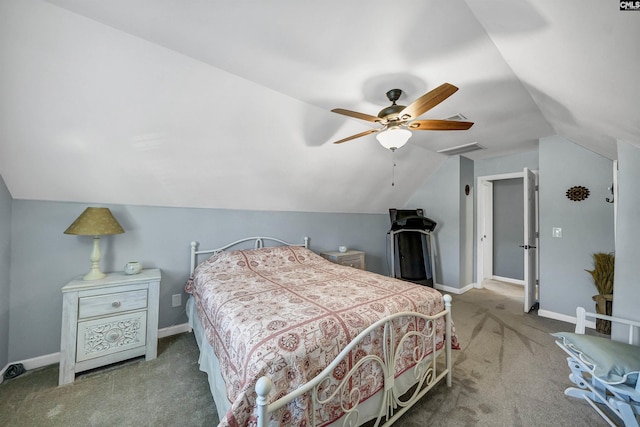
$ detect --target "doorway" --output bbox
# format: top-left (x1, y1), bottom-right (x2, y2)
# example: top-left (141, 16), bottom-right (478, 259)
top-left (476, 169), bottom-right (539, 313)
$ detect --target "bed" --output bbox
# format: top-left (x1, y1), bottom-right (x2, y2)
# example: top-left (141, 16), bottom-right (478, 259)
top-left (553, 307), bottom-right (640, 427)
top-left (185, 236), bottom-right (459, 427)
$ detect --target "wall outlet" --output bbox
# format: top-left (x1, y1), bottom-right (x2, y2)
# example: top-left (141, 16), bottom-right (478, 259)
top-left (171, 294), bottom-right (182, 307)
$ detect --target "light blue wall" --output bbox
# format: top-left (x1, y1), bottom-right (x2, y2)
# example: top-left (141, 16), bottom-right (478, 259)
top-left (404, 157), bottom-right (460, 287)
top-left (612, 140), bottom-right (640, 339)
top-left (474, 151), bottom-right (539, 178)
top-left (459, 156), bottom-right (474, 286)
top-left (404, 156), bottom-right (472, 288)
top-left (2, 139), bottom-right (628, 362)
top-left (8, 200), bottom-right (389, 361)
top-left (0, 175), bottom-right (11, 369)
top-left (538, 136), bottom-right (614, 317)
top-left (493, 179), bottom-right (524, 280)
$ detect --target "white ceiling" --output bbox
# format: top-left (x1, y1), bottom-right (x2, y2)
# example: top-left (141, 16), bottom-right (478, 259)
top-left (0, 0), bottom-right (638, 213)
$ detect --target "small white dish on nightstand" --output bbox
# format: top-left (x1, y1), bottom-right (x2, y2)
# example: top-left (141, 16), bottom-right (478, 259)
top-left (124, 261), bottom-right (142, 275)
top-left (338, 246), bottom-right (348, 253)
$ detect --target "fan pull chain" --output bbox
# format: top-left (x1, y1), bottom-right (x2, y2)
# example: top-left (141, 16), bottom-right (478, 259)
top-left (391, 148), bottom-right (396, 187)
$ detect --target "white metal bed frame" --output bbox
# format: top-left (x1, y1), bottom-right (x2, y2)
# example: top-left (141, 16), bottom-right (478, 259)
top-left (256, 301), bottom-right (452, 427)
top-left (188, 236), bottom-right (453, 427)
top-left (556, 307), bottom-right (640, 427)
top-left (189, 236), bottom-right (310, 275)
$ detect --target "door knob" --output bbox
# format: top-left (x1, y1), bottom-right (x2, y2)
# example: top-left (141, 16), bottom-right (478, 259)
top-left (519, 245), bottom-right (537, 250)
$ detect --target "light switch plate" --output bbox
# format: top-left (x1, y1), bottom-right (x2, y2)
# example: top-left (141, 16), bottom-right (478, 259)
top-left (552, 227), bottom-right (562, 238)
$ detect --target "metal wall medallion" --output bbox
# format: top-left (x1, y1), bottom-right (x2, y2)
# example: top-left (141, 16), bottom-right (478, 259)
top-left (566, 185), bottom-right (590, 201)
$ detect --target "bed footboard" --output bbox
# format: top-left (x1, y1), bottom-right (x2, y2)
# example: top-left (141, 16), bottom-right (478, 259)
top-left (256, 294), bottom-right (453, 427)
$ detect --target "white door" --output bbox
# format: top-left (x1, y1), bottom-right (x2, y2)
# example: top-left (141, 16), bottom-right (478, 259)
top-left (482, 181), bottom-right (493, 282)
top-left (523, 167), bottom-right (537, 312)
top-left (476, 179), bottom-right (493, 286)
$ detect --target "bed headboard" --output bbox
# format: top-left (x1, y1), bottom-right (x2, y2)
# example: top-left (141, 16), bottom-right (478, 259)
top-left (189, 236), bottom-right (310, 275)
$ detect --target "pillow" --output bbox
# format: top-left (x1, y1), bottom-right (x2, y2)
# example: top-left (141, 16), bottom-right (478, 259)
top-left (553, 332), bottom-right (640, 384)
top-left (196, 246), bottom-right (320, 274)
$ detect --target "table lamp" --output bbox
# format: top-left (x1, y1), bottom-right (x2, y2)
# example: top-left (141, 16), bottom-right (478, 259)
top-left (64, 207), bottom-right (125, 280)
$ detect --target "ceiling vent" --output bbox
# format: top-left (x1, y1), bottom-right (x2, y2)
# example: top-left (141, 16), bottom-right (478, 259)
top-left (437, 141), bottom-right (485, 156)
top-left (445, 113), bottom-right (467, 121)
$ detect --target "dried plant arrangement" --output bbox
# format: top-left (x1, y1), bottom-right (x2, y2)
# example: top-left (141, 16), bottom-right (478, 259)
top-left (585, 252), bottom-right (615, 295)
top-left (585, 252), bottom-right (615, 334)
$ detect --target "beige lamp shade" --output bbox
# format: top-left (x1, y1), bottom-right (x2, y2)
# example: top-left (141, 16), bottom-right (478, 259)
top-left (64, 207), bottom-right (124, 280)
top-left (64, 207), bottom-right (125, 236)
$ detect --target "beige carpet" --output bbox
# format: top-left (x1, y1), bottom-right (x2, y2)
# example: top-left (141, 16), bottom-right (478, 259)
top-left (481, 278), bottom-right (525, 300)
top-left (0, 283), bottom-right (607, 426)
top-left (401, 282), bottom-right (606, 426)
top-left (0, 333), bottom-right (219, 426)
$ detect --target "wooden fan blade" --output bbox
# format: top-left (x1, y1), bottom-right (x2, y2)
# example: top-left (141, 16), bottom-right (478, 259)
top-left (331, 108), bottom-right (381, 123)
top-left (408, 119), bottom-right (474, 131)
top-left (332, 129), bottom-right (378, 144)
top-left (400, 83), bottom-right (459, 120)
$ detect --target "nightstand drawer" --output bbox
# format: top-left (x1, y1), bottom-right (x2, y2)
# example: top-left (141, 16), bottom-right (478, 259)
top-left (79, 289), bottom-right (148, 319)
top-left (76, 310), bottom-right (147, 362)
top-left (336, 255), bottom-right (364, 269)
top-left (320, 250), bottom-right (366, 270)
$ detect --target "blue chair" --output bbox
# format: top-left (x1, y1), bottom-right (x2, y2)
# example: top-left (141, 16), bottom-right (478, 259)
top-left (554, 307), bottom-right (640, 427)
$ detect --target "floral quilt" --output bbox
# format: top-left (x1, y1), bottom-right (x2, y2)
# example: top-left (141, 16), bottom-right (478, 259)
top-left (185, 245), bottom-right (458, 427)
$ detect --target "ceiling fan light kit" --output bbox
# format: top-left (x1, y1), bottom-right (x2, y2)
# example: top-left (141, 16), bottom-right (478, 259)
top-left (376, 127), bottom-right (412, 151)
top-left (330, 83), bottom-right (474, 151)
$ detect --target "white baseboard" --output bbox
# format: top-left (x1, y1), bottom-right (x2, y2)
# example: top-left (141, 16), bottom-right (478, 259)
top-left (538, 309), bottom-right (596, 330)
top-left (158, 323), bottom-right (191, 338)
top-left (492, 276), bottom-right (525, 286)
top-left (0, 323), bottom-right (192, 385)
top-left (435, 282), bottom-right (475, 295)
top-left (0, 352), bottom-right (60, 386)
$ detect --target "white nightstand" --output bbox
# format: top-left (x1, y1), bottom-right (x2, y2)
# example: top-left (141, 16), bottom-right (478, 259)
top-left (59, 269), bottom-right (161, 386)
top-left (320, 250), bottom-right (366, 270)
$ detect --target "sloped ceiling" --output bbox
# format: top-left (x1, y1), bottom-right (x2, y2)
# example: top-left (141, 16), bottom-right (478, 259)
top-left (0, 0), bottom-right (637, 213)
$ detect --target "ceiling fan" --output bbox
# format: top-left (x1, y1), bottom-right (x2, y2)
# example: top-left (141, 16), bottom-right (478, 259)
top-left (331, 83), bottom-right (474, 151)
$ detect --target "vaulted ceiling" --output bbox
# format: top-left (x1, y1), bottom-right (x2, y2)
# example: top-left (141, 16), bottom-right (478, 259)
top-left (0, 1), bottom-right (638, 213)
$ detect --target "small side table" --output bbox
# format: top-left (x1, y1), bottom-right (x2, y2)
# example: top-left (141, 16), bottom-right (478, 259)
top-left (59, 269), bottom-right (161, 385)
top-left (320, 250), bottom-right (366, 270)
